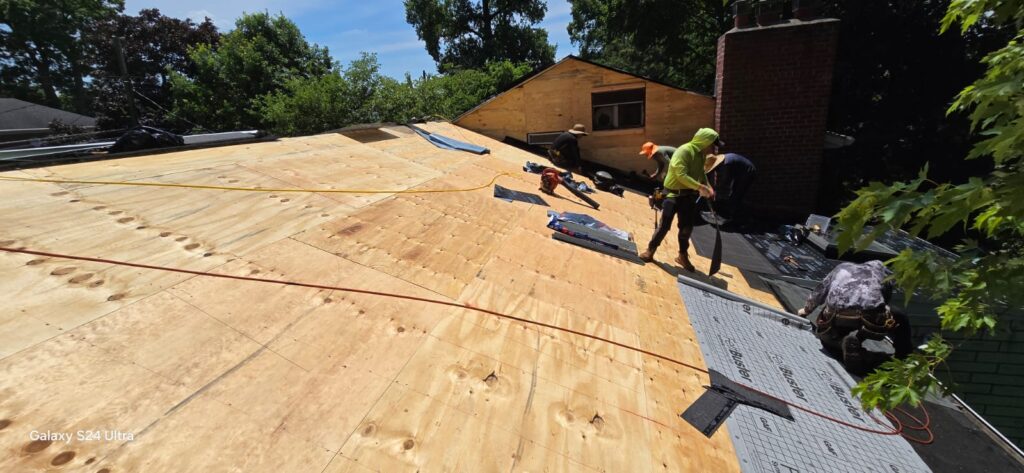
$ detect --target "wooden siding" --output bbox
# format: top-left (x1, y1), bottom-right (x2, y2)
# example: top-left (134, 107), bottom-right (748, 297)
top-left (457, 58), bottom-right (716, 176)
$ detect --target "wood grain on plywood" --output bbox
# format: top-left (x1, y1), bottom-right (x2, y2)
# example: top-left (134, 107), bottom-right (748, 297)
top-left (0, 124), bottom-right (775, 472)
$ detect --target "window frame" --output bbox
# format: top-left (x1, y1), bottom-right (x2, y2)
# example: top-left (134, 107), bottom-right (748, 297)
top-left (591, 88), bottom-right (646, 131)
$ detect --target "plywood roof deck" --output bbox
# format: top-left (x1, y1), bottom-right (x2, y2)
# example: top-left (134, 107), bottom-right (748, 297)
top-left (0, 123), bottom-right (778, 472)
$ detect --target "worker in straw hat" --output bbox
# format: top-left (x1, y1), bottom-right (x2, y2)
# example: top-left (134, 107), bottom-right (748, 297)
top-left (549, 124), bottom-right (588, 171)
top-left (639, 128), bottom-right (720, 271)
top-left (703, 151), bottom-right (756, 221)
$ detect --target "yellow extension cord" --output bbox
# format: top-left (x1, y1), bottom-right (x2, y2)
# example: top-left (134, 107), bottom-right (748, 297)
top-left (0, 172), bottom-right (511, 194)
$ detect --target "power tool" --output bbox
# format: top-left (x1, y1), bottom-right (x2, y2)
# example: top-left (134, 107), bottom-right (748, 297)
top-left (539, 168), bottom-right (600, 209)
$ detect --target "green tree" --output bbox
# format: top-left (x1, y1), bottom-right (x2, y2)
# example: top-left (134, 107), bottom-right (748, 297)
top-left (0, 0), bottom-right (124, 111)
top-left (839, 0), bottom-right (1024, 410)
top-left (85, 8), bottom-right (219, 130)
top-left (258, 72), bottom-right (351, 136)
top-left (817, 0), bottom-right (1013, 213)
top-left (259, 53), bottom-right (400, 135)
top-left (169, 11), bottom-right (332, 131)
top-left (568, 0), bottom-right (731, 93)
top-left (259, 55), bottom-right (531, 136)
top-left (404, 0), bottom-right (555, 72)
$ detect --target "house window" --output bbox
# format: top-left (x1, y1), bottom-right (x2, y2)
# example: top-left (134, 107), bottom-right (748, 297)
top-left (591, 88), bottom-right (645, 131)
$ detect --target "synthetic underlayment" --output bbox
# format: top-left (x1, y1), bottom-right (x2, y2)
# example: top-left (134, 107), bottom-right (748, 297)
top-left (677, 275), bottom-right (931, 473)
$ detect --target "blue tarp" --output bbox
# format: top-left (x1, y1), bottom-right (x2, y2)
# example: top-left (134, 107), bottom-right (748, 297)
top-left (408, 124), bottom-right (489, 154)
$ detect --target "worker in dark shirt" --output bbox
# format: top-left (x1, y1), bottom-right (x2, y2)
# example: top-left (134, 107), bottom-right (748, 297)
top-left (798, 261), bottom-right (913, 374)
top-left (549, 124), bottom-right (588, 170)
top-left (704, 152), bottom-right (756, 220)
top-left (639, 141), bottom-right (676, 182)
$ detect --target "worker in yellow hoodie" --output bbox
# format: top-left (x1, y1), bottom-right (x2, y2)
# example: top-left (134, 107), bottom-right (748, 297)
top-left (639, 128), bottom-right (720, 271)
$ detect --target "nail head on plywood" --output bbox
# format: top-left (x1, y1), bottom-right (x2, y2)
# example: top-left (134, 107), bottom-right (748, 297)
top-left (107, 293), bottom-right (126, 302)
top-left (402, 439), bottom-right (415, 450)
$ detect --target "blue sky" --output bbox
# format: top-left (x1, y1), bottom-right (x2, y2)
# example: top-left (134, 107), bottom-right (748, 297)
top-left (123, 0), bottom-right (578, 79)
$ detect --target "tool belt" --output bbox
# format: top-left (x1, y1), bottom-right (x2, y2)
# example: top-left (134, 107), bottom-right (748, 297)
top-left (648, 187), bottom-right (666, 210)
top-left (817, 306), bottom-right (897, 340)
top-left (547, 148), bottom-right (565, 167)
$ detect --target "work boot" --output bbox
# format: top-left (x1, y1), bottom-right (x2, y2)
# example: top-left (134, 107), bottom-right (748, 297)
top-left (675, 253), bottom-right (696, 272)
top-left (639, 249), bottom-right (655, 263)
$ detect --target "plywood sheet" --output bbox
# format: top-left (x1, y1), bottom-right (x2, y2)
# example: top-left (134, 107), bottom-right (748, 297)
top-left (0, 124), bottom-right (787, 472)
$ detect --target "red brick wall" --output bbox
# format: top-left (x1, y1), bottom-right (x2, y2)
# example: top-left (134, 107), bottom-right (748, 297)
top-left (715, 19), bottom-right (839, 218)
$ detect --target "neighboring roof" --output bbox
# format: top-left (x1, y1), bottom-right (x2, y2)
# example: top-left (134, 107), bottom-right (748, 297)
top-left (455, 55), bottom-right (712, 122)
top-left (0, 123), bottom-right (765, 471)
top-left (0, 97), bottom-right (96, 132)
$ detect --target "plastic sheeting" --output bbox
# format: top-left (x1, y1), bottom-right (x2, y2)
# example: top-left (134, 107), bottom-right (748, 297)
top-left (408, 124), bottom-right (489, 154)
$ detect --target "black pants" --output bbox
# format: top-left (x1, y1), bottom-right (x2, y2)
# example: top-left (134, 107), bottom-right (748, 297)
top-left (647, 191), bottom-right (698, 253)
top-left (721, 171), bottom-right (755, 219)
top-left (818, 307), bottom-right (914, 369)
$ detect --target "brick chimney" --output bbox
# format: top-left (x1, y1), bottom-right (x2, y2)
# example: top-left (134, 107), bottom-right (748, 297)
top-left (714, 2), bottom-right (839, 218)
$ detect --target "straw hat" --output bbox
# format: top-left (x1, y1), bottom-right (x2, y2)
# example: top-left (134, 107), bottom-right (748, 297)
top-left (639, 142), bottom-right (657, 159)
top-left (568, 124), bottom-right (588, 136)
top-left (704, 154), bottom-right (726, 173)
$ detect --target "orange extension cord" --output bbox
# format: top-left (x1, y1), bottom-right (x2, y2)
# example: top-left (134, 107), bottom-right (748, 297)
top-left (0, 246), bottom-right (933, 444)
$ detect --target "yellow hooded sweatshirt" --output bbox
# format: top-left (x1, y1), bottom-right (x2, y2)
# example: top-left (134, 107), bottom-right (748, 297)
top-left (664, 128), bottom-right (718, 197)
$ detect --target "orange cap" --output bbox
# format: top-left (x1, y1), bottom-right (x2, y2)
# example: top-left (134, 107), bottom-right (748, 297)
top-left (639, 142), bottom-right (656, 159)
